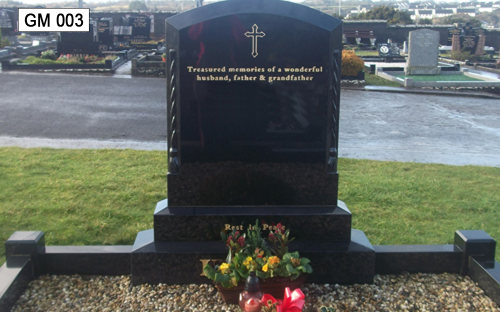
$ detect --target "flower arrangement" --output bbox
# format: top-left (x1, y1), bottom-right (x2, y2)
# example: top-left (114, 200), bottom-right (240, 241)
top-left (18, 54), bottom-right (117, 65)
top-left (203, 220), bottom-right (312, 289)
top-left (40, 49), bottom-right (57, 60)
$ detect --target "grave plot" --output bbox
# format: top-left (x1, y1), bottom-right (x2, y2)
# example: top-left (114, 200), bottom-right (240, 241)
top-left (1, 0), bottom-right (500, 311)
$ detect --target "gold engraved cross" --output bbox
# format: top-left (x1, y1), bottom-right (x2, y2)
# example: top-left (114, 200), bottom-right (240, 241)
top-left (245, 24), bottom-right (265, 58)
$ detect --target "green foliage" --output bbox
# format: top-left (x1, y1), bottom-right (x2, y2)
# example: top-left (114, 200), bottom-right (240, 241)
top-left (245, 220), bottom-right (267, 254)
top-left (476, 12), bottom-right (500, 27)
top-left (320, 307), bottom-right (336, 312)
top-left (268, 224), bottom-right (294, 259)
top-left (17, 54), bottom-right (116, 65)
top-left (17, 55), bottom-right (78, 65)
top-left (418, 18), bottom-right (432, 25)
top-left (433, 14), bottom-right (482, 28)
top-left (40, 49), bottom-right (57, 60)
top-left (364, 73), bottom-right (401, 87)
top-left (354, 6), bottom-right (412, 25)
top-left (449, 50), bottom-right (480, 62)
top-left (128, 0), bottom-right (147, 11)
top-left (0, 28), bottom-right (11, 48)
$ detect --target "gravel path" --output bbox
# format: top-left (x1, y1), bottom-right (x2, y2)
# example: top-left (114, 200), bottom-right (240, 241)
top-left (11, 273), bottom-right (500, 312)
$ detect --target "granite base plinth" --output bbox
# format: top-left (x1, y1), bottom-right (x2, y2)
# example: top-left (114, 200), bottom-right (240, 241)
top-left (405, 67), bottom-right (441, 75)
top-left (131, 229), bottom-right (375, 286)
top-left (153, 199), bottom-right (352, 242)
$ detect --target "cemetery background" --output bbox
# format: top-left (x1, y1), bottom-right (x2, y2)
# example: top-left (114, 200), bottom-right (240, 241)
top-left (1, 57), bottom-right (500, 312)
top-left (0, 2), bottom-right (500, 312)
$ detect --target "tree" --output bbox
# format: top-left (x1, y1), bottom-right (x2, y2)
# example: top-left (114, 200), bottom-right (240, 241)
top-left (433, 14), bottom-right (481, 28)
top-left (355, 6), bottom-right (412, 25)
top-left (476, 12), bottom-right (500, 27)
top-left (418, 18), bottom-right (433, 25)
top-left (129, 0), bottom-right (147, 11)
top-left (331, 13), bottom-right (344, 19)
top-left (0, 28), bottom-right (10, 49)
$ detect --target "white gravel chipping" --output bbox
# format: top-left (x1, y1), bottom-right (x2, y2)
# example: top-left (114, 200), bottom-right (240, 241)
top-left (11, 272), bottom-right (500, 312)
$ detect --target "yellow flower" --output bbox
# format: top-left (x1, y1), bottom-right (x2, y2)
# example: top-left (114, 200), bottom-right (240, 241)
top-left (268, 256), bottom-right (280, 265)
top-left (219, 262), bottom-right (230, 274)
top-left (243, 257), bottom-right (253, 269)
top-left (262, 263), bottom-right (269, 272)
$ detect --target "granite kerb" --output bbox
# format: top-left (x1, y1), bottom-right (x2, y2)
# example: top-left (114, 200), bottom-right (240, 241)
top-left (1, 229), bottom-right (500, 311)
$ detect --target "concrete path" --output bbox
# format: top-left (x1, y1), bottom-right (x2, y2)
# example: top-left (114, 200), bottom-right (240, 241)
top-left (0, 71), bottom-right (499, 167)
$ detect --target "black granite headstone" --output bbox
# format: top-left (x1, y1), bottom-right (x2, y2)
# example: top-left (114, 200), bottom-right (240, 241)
top-left (97, 18), bottom-right (114, 51)
top-left (57, 23), bottom-right (100, 55)
top-left (166, 0), bottom-right (341, 208)
top-left (378, 43), bottom-right (400, 58)
top-left (131, 0), bottom-right (375, 287)
top-left (0, 9), bottom-right (14, 29)
top-left (460, 22), bottom-right (479, 53)
top-left (126, 16), bottom-right (151, 40)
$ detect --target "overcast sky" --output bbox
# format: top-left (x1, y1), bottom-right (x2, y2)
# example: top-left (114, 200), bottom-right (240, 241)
top-left (13, 0), bottom-right (499, 7)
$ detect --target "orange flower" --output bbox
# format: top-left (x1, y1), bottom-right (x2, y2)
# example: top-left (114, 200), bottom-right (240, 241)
top-left (268, 256), bottom-right (280, 265)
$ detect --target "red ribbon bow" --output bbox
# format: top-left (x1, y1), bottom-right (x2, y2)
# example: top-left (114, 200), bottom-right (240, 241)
top-left (262, 287), bottom-right (306, 312)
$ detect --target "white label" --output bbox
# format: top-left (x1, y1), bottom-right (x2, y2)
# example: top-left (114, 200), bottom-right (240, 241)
top-left (18, 9), bottom-right (90, 32)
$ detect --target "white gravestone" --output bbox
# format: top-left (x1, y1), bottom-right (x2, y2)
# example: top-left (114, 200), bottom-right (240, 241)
top-left (405, 29), bottom-right (441, 75)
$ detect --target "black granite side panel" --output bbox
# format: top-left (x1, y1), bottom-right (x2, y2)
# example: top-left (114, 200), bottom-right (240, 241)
top-left (469, 257), bottom-right (500, 307)
top-left (154, 206), bottom-right (351, 242)
top-left (0, 257), bottom-right (33, 312)
top-left (40, 246), bottom-right (132, 276)
top-left (374, 245), bottom-right (462, 275)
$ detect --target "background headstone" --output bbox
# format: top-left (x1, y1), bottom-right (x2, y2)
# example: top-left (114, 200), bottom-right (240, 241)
top-left (97, 18), bottom-right (114, 51)
top-left (474, 28), bottom-right (486, 56)
top-left (405, 29), bottom-right (441, 75)
top-left (448, 27), bottom-right (461, 52)
top-left (378, 43), bottom-right (400, 58)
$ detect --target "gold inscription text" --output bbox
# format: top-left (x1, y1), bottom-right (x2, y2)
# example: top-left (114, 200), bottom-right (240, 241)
top-left (187, 66), bottom-right (323, 83)
top-left (224, 223), bottom-right (285, 231)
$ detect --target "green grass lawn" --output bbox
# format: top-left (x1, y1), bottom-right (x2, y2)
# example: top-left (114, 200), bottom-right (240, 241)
top-left (1, 147), bottom-right (499, 265)
top-left (395, 74), bottom-right (483, 82)
top-left (364, 73), bottom-right (401, 87)
top-left (354, 50), bottom-right (379, 57)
